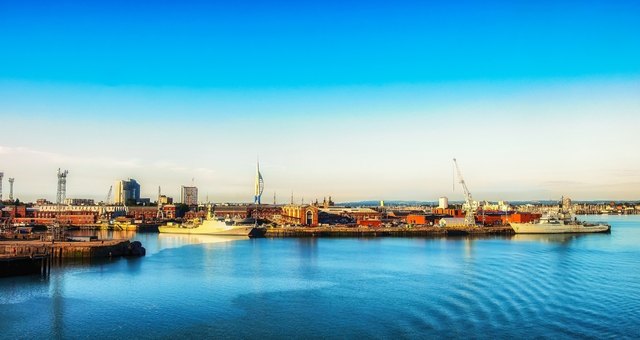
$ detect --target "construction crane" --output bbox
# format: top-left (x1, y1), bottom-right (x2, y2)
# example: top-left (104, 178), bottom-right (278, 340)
top-left (453, 158), bottom-right (476, 226)
top-left (99, 185), bottom-right (113, 222)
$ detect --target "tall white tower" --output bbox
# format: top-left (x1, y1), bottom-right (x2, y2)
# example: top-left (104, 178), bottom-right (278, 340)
top-left (254, 160), bottom-right (264, 204)
top-left (0, 172), bottom-right (3, 201)
top-left (8, 178), bottom-right (14, 201)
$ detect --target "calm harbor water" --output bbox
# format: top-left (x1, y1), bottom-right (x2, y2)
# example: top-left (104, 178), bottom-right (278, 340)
top-left (1, 215), bottom-right (639, 339)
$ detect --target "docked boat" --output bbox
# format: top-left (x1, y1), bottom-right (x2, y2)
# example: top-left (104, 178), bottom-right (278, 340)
top-left (99, 217), bottom-right (137, 231)
top-left (158, 205), bottom-right (262, 237)
top-left (510, 212), bottom-right (610, 234)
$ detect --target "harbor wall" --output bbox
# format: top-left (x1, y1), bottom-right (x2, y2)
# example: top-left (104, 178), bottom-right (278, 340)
top-left (0, 240), bottom-right (145, 259)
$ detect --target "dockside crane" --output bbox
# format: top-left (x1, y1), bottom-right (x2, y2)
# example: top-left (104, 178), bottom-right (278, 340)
top-left (453, 158), bottom-right (476, 226)
top-left (100, 185), bottom-right (113, 222)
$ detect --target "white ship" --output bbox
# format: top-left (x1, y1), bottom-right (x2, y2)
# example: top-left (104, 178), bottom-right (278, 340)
top-left (510, 212), bottom-right (610, 234)
top-left (160, 162), bottom-right (267, 237)
top-left (158, 205), bottom-right (261, 237)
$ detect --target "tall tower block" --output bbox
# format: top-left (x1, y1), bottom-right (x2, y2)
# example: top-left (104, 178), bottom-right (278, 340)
top-left (8, 178), bottom-right (14, 201)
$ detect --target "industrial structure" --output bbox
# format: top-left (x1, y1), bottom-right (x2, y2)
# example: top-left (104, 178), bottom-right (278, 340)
top-left (56, 169), bottom-right (69, 205)
top-left (453, 158), bottom-right (476, 226)
top-left (156, 186), bottom-right (164, 219)
top-left (0, 171), bottom-right (3, 201)
top-left (438, 196), bottom-right (448, 209)
top-left (52, 168), bottom-right (70, 240)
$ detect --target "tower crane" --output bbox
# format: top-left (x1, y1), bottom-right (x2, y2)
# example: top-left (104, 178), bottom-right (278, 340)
top-left (453, 158), bottom-right (476, 226)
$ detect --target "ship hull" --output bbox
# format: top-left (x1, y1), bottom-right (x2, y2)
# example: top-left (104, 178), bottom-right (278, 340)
top-left (510, 223), bottom-right (610, 234)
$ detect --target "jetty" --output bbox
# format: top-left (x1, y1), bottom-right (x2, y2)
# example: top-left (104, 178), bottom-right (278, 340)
top-left (0, 239), bottom-right (145, 278)
top-left (0, 239), bottom-right (145, 259)
top-left (265, 225), bottom-right (515, 238)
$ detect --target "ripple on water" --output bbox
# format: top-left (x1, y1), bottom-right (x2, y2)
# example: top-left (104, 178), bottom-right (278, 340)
top-left (1, 218), bottom-right (639, 339)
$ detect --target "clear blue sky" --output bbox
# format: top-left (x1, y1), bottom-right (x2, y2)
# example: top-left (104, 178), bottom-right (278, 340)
top-left (1, 0), bottom-right (639, 202)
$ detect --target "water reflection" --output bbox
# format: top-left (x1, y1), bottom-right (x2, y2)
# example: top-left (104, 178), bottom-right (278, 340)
top-left (51, 273), bottom-right (64, 339)
top-left (509, 233), bottom-right (586, 244)
top-left (156, 234), bottom-right (248, 251)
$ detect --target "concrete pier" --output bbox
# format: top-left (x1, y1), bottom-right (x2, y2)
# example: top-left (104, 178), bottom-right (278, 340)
top-left (0, 239), bottom-right (145, 278)
top-left (0, 239), bottom-right (145, 260)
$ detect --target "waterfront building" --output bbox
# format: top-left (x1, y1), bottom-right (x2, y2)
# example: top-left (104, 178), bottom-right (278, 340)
top-left (281, 204), bottom-right (319, 226)
top-left (562, 196), bottom-right (572, 211)
top-left (159, 195), bottom-right (173, 205)
top-left (162, 205), bottom-right (177, 219)
top-left (250, 204), bottom-right (282, 221)
top-left (407, 214), bottom-right (429, 225)
top-left (214, 205), bottom-right (249, 220)
top-left (319, 207), bottom-right (381, 226)
top-left (35, 199), bottom-right (52, 206)
top-left (37, 204), bottom-right (127, 215)
top-left (114, 179), bottom-right (141, 204)
top-left (63, 198), bottom-right (95, 206)
top-left (433, 207), bottom-right (465, 217)
top-left (127, 206), bottom-right (158, 222)
top-left (181, 186), bottom-right (198, 206)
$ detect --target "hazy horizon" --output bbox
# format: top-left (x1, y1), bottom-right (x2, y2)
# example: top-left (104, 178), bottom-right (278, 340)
top-left (1, 0), bottom-right (639, 203)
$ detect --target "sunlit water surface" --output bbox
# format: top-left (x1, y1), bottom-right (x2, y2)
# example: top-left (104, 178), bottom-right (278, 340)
top-left (1, 215), bottom-right (639, 339)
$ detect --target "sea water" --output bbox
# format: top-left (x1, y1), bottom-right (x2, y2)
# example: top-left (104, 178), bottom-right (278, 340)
top-left (1, 215), bottom-right (638, 339)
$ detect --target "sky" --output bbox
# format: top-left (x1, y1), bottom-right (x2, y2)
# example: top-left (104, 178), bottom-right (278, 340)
top-left (1, 0), bottom-right (639, 203)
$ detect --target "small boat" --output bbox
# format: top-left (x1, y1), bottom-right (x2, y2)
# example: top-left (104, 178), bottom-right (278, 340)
top-left (99, 217), bottom-right (138, 231)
